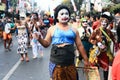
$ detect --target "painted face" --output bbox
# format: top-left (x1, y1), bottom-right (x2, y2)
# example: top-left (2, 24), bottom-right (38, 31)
top-left (57, 9), bottom-right (70, 23)
top-left (82, 20), bottom-right (88, 27)
top-left (101, 19), bottom-right (107, 28)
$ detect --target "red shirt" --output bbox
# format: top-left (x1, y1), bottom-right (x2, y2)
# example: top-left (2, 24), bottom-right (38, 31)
top-left (49, 17), bottom-right (54, 25)
top-left (112, 50), bottom-right (120, 80)
top-left (92, 20), bottom-right (101, 30)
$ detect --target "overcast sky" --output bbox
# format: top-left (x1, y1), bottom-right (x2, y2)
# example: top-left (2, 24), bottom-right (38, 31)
top-left (35, 0), bottom-right (62, 11)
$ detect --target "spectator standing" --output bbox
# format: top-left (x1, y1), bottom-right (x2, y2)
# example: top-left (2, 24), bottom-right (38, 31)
top-left (112, 49), bottom-right (120, 80)
top-left (3, 18), bottom-right (12, 51)
top-left (89, 12), bottom-right (115, 80)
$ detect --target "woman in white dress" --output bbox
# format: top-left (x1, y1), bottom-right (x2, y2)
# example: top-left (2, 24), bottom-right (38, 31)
top-left (14, 19), bottom-right (29, 62)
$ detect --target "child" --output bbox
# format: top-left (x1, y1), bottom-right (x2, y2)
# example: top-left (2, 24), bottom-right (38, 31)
top-left (31, 31), bottom-right (43, 58)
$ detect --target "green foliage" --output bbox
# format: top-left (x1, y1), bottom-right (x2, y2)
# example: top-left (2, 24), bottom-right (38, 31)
top-left (10, 0), bottom-right (18, 7)
top-left (109, 3), bottom-right (120, 14)
top-left (61, 0), bottom-right (74, 14)
top-left (61, 0), bottom-right (83, 15)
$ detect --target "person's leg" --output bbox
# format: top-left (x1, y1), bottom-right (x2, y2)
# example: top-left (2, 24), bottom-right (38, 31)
top-left (32, 44), bottom-right (38, 58)
top-left (7, 38), bottom-right (12, 51)
top-left (103, 70), bottom-right (108, 80)
top-left (38, 45), bottom-right (43, 57)
top-left (7, 34), bottom-right (12, 51)
top-left (20, 54), bottom-right (24, 61)
top-left (4, 39), bottom-right (7, 49)
top-left (25, 53), bottom-right (29, 62)
top-left (3, 32), bottom-right (7, 49)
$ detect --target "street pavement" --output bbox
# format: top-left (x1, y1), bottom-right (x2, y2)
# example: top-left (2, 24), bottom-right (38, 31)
top-left (0, 34), bottom-right (104, 80)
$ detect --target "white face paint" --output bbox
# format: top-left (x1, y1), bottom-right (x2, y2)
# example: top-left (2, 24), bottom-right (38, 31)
top-left (101, 19), bottom-right (107, 28)
top-left (57, 9), bottom-right (70, 23)
top-left (82, 20), bottom-right (88, 27)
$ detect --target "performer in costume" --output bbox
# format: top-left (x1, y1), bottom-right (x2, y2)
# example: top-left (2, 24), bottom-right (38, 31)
top-left (36, 5), bottom-right (90, 80)
top-left (89, 12), bottom-right (115, 80)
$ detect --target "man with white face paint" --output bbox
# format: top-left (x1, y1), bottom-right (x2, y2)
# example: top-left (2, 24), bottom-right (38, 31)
top-left (89, 12), bottom-right (116, 80)
top-left (36, 5), bottom-right (89, 80)
top-left (57, 9), bottom-right (70, 24)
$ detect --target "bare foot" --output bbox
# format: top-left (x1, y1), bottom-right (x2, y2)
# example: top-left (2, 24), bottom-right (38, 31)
top-left (20, 57), bottom-right (24, 61)
top-left (25, 57), bottom-right (29, 62)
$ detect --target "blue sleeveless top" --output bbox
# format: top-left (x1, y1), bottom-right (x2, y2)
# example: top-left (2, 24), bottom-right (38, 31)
top-left (51, 27), bottom-right (76, 44)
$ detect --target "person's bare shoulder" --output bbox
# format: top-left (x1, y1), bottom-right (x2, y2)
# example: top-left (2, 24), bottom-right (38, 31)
top-left (48, 26), bottom-right (56, 31)
top-left (70, 26), bottom-right (77, 33)
top-left (47, 26), bottom-right (56, 36)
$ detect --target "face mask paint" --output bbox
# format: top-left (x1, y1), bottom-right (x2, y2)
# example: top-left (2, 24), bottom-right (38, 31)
top-left (57, 9), bottom-right (70, 23)
top-left (82, 21), bottom-right (88, 27)
top-left (101, 20), bottom-right (107, 28)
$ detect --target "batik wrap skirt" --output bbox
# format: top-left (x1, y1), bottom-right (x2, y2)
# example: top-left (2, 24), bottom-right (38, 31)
top-left (49, 62), bottom-right (78, 80)
top-left (17, 33), bottom-right (28, 54)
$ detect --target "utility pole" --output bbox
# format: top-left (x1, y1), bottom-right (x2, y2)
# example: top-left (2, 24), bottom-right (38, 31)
top-left (86, 0), bottom-right (91, 13)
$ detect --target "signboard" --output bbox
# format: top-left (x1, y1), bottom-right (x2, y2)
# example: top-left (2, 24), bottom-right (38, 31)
top-left (0, 3), bottom-right (6, 11)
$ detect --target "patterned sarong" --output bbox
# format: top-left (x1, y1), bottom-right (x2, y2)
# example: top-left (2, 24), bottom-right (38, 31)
top-left (52, 64), bottom-right (78, 80)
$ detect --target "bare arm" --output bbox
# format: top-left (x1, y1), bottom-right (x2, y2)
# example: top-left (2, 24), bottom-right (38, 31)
top-left (37, 26), bottom-right (53, 47)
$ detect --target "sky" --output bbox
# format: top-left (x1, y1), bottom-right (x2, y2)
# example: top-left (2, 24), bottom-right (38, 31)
top-left (35, 0), bottom-right (63, 16)
top-left (35, 0), bottom-right (62, 11)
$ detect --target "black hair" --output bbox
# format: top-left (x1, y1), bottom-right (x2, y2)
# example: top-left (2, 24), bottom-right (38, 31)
top-left (85, 13), bottom-right (90, 18)
top-left (33, 13), bottom-right (38, 17)
top-left (26, 13), bottom-right (31, 17)
top-left (101, 13), bottom-right (113, 22)
top-left (54, 5), bottom-right (71, 24)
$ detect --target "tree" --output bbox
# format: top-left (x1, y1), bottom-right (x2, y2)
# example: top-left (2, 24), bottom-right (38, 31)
top-left (10, 0), bottom-right (18, 8)
top-left (61, 0), bottom-right (83, 15)
top-left (61, 0), bottom-right (74, 14)
top-left (109, 3), bottom-right (120, 14)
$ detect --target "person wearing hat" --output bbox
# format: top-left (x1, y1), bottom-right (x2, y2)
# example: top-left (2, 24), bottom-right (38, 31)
top-left (89, 11), bottom-right (115, 80)
top-left (36, 4), bottom-right (90, 80)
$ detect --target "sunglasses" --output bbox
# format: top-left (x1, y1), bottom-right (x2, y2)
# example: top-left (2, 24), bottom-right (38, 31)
top-left (82, 21), bottom-right (87, 23)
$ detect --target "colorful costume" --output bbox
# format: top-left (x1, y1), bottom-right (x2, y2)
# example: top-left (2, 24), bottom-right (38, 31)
top-left (49, 26), bottom-right (78, 80)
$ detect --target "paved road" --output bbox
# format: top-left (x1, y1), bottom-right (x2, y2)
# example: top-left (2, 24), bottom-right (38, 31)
top-left (0, 34), bottom-right (104, 80)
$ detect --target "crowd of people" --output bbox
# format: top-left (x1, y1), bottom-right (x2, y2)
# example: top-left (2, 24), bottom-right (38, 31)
top-left (0, 4), bottom-right (120, 80)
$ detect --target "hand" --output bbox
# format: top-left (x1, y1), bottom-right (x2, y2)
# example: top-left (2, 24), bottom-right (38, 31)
top-left (84, 60), bottom-right (90, 68)
top-left (100, 45), bottom-right (106, 49)
top-left (84, 60), bottom-right (90, 72)
top-left (35, 32), bottom-right (41, 40)
top-left (97, 42), bottom-right (105, 49)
